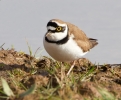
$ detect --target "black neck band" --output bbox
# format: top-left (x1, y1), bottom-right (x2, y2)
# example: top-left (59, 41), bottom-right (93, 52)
top-left (45, 34), bottom-right (69, 45)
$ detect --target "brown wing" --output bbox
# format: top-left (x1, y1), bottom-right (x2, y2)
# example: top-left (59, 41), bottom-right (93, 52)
top-left (67, 22), bottom-right (98, 52)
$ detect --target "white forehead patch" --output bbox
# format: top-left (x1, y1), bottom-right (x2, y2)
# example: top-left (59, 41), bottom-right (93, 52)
top-left (47, 26), bottom-right (56, 30)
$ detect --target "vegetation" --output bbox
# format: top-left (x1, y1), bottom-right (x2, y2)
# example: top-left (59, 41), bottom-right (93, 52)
top-left (0, 45), bottom-right (121, 100)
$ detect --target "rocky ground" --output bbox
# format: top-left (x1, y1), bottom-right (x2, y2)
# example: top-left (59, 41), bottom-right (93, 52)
top-left (0, 48), bottom-right (121, 100)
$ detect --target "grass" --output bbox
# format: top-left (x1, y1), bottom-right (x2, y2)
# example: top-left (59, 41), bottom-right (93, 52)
top-left (0, 61), bottom-right (117, 100)
top-left (0, 44), bottom-right (121, 100)
top-left (0, 43), bottom-right (5, 49)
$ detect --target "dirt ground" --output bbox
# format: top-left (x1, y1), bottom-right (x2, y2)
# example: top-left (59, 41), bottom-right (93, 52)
top-left (0, 49), bottom-right (121, 100)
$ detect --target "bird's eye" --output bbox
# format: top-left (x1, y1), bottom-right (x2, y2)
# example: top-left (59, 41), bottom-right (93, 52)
top-left (56, 26), bottom-right (62, 31)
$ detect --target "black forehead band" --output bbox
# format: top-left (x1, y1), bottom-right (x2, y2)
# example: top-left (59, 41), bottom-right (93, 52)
top-left (47, 22), bottom-right (58, 27)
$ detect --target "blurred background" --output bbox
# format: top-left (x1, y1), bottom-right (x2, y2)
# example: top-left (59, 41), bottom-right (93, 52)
top-left (0, 0), bottom-right (121, 64)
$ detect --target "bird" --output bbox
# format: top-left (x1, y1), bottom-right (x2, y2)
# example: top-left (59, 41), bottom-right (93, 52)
top-left (43, 19), bottom-right (98, 76)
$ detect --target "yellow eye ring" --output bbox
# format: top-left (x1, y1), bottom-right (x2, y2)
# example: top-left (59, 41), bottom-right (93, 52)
top-left (56, 26), bottom-right (62, 31)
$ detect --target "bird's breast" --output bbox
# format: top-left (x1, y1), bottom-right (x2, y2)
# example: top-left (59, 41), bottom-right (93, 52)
top-left (43, 37), bottom-right (88, 62)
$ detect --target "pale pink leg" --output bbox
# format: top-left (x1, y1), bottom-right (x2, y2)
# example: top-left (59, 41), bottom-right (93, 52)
top-left (67, 61), bottom-right (75, 76)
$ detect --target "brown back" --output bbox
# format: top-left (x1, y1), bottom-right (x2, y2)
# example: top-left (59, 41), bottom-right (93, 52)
top-left (66, 22), bottom-right (98, 52)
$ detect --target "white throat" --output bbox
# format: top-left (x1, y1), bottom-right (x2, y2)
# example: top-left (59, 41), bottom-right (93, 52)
top-left (46, 24), bottom-right (68, 42)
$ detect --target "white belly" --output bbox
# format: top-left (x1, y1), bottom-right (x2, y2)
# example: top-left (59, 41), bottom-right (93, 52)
top-left (43, 37), bottom-right (88, 62)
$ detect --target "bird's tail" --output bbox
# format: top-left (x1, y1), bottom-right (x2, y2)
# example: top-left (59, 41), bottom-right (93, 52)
top-left (89, 38), bottom-right (98, 49)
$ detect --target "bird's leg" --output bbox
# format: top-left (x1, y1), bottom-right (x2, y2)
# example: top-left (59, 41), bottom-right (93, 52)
top-left (67, 61), bottom-right (75, 76)
top-left (60, 62), bottom-right (65, 81)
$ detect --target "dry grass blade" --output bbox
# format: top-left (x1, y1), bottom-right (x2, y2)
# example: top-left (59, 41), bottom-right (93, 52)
top-left (25, 38), bottom-right (32, 56)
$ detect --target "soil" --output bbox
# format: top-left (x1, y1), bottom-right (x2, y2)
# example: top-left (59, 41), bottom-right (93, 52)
top-left (0, 48), bottom-right (121, 100)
